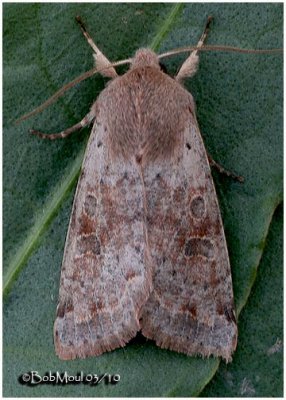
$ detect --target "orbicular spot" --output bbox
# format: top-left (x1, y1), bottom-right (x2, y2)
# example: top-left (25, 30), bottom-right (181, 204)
top-left (77, 234), bottom-right (101, 256)
top-left (56, 298), bottom-right (74, 318)
top-left (190, 195), bottom-right (205, 219)
top-left (185, 238), bottom-right (215, 259)
top-left (84, 194), bottom-right (97, 217)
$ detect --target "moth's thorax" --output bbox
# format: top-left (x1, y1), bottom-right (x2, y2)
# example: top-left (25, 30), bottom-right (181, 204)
top-left (130, 48), bottom-right (160, 70)
top-left (97, 62), bottom-right (195, 164)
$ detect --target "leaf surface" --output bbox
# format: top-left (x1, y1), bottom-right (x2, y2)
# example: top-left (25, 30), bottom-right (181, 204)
top-left (3, 3), bottom-right (282, 396)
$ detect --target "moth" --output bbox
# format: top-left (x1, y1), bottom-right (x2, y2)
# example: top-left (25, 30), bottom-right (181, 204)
top-left (21, 16), bottom-right (280, 362)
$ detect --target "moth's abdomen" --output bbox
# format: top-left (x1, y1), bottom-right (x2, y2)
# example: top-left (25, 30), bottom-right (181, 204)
top-left (97, 66), bottom-right (195, 163)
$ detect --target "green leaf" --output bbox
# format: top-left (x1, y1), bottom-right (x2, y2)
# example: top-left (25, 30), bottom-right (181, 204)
top-left (3, 3), bottom-right (282, 397)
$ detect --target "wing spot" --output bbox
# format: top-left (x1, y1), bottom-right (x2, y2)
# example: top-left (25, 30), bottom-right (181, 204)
top-left (97, 140), bottom-right (103, 147)
top-left (186, 142), bottom-right (191, 150)
top-left (135, 154), bottom-right (142, 164)
top-left (79, 214), bottom-right (96, 234)
top-left (84, 194), bottom-right (97, 217)
top-left (181, 304), bottom-right (197, 318)
top-left (185, 238), bottom-right (215, 259)
top-left (89, 303), bottom-right (97, 314)
top-left (190, 195), bottom-right (205, 219)
top-left (125, 270), bottom-right (137, 281)
top-left (77, 234), bottom-right (101, 256)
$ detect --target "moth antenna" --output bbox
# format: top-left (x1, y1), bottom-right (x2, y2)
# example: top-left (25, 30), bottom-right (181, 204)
top-left (159, 45), bottom-right (283, 60)
top-left (176, 15), bottom-right (213, 82)
top-left (75, 16), bottom-right (117, 78)
top-left (15, 59), bottom-right (131, 124)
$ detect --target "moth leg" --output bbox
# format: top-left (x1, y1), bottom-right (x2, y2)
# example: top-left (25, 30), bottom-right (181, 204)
top-left (175, 16), bottom-right (213, 82)
top-left (208, 152), bottom-right (244, 182)
top-left (75, 16), bottom-right (117, 78)
top-left (30, 110), bottom-right (96, 140)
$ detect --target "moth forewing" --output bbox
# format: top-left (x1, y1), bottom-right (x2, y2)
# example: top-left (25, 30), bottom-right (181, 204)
top-left (139, 111), bottom-right (237, 362)
top-left (54, 114), bottom-right (153, 360)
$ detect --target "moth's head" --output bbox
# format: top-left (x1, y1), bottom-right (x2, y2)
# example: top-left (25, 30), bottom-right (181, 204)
top-left (131, 48), bottom-right (160, 70)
